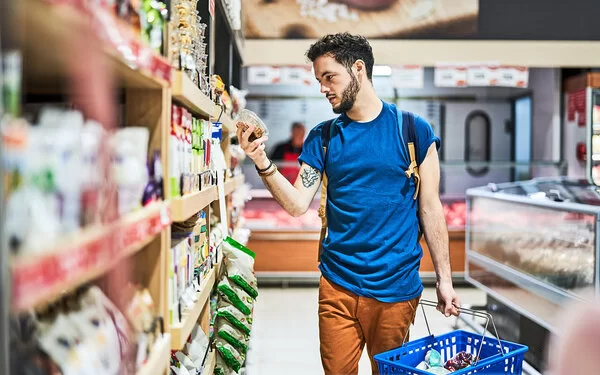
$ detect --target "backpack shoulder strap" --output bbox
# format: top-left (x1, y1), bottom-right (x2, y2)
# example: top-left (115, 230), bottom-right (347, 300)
top-left (399, 110), bottom-right (421, 200)
top-left (318, 117), bottom-right (336, 261)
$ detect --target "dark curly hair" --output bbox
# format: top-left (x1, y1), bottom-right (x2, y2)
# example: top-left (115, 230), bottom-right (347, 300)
top-left (306, 33), bottom-right (374, 81)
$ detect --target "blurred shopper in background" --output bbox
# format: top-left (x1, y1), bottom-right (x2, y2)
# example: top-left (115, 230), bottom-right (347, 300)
top-left (269, 121), bottom-right (306, 182)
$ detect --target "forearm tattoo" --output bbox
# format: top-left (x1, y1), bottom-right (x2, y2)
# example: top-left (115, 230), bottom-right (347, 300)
top-left (300, 166), bottom-right (320, 188)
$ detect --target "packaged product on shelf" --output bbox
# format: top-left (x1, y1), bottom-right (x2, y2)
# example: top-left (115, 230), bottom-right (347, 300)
top-left (170, 105), bottom-right (182, 197)
top-left (216, 305), bottom-right (252, 335)
top-left (110, 127), bottom-right (150, 215)
top-left (125, 286), bottom-right (162, 369)
top-left (80, 120), bottom-right (106, 225)
top-left (217, 278), bottom-right (254, 316)
top-left (30, 286), bottom-right (133, 375)
top-left (216, 320), bottom-right (249, 353)
top-left (142, 150), bottom-right (164, 205)
top-left (215, 338), bottom-right (245, 373)
top-left (223, 237), bottom-right (258, 299)
top-left (215, 351), bottom-right (239, 375)
top-left (140, 0), bottom-right (168, 55)
top-left (229, 85), bottom-right (248, 118)
top-left (186, 325), bottom-right (210, 368)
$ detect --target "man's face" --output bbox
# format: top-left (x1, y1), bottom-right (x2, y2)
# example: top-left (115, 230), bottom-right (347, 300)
top-left (313, 55), bottom-right (360, 114)
top-left (291, 126), bottom-right (305, 146)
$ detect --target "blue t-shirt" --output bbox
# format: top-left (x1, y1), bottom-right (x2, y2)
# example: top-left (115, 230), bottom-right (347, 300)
top-left (298, 101), bottom-right (440, 303)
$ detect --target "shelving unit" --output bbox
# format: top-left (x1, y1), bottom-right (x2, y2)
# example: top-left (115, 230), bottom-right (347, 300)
top-left (170, 268), bottom-right (216, 350)
top-left (11, 202), bottom-right (171, 312)
top-left (136, 333), bottom-right (172, 375)
top-left (201, 350), bottom-right (217, 375)
top-left (171, 186), bottom-right (219, 222)
top-left (224, 174), bottom-right (246, 196)
top-left (172, 71), bottom-right (216, 118)
top-left (7, 0), bottom-right (247, 373)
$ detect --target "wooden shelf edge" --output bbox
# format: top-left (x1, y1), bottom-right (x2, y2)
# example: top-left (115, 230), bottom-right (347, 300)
top-left (172, 71), bottom-right (215, 119)
top-left (171, 186), bottom-right (218, 222)
top-left (136, 333), bottom-right (171, 375)
top-left (170, 268), bottom-right (216, 350)
top-left (200, 350), bottom-right (217, 375)
top-left (223, 175), bottom-right (245, 196)
top-left (11, 202), bottom-right (171, 312)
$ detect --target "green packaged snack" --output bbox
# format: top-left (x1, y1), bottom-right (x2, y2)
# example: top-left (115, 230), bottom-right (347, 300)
top-left (217, 278), bottom-right (253, 316)
top-left (217, 305), bottom-right (252, 335)
top-left (223, 237), bottom-right (258, 299)
top-left (215, 350), bottom-right (238, 375)
top-left (216, 339), bottom-right (244, 373)
top-left (217, 320), bottom-right (250, 353)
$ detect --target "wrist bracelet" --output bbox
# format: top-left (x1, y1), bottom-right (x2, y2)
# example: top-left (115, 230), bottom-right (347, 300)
top-left (259, 164), bottom-right (278, 178)
top-left (255, 160), bottom-right (273, 173)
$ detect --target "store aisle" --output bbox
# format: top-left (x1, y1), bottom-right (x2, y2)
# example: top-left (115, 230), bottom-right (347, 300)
top-left (245, 285), bottom-right (486, 375)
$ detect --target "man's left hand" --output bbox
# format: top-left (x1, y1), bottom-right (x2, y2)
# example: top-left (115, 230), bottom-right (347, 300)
top-left (436, 280), bottom-right (460, 317)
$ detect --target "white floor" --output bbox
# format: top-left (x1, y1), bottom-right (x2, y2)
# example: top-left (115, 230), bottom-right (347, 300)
top-left (245, 286), bottom-right (487, 375)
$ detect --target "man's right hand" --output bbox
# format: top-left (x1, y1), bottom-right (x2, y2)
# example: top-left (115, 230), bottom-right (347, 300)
top-left (236, 122), bottom-right (270, 169)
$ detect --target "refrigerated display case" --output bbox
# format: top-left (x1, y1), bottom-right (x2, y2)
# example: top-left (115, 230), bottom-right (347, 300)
top-left (243, 189), bottom-right (467, 283)
top-left (465, 178), bottom-right (600, 370)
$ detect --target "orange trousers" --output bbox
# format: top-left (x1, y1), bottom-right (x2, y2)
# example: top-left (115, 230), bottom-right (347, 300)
top-left (318, 276), bottom-right (420, 375)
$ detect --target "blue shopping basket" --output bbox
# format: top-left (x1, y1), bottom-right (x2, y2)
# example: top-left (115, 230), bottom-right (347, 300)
top-left (373, 300), bottom-right (528, 375)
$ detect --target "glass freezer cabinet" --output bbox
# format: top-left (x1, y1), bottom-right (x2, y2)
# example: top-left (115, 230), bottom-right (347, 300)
top-left (466, 178), bottom-right (599, 333)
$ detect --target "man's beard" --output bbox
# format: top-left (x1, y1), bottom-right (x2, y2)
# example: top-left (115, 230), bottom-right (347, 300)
top-left (332, 73), bottom-right (360, 114)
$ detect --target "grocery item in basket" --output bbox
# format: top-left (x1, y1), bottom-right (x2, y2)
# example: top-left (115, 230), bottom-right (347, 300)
top-left (236, 109), bottom-right (269, 142)
top-left (215, 350), bottom-right (239, 375)
top-left (217, 278), bottom-right (254, 315)
top-left (216, 339), bottom-right (245, 372)
top-left (425, 349), bottom-right (442, 367)
top-left (217, 306), bottom-right (252, 335)
top-left (217, 320), bottom-right (250, 353)
top-left (444, 351), bottom-right (474, 372)
top-left (223, 237), bottom-right (258, 299)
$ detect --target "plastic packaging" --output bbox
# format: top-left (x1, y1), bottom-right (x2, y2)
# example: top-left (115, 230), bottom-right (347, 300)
top-left (215, 339), bottom-right (244, 373)
top-left (215, 351), bottom-right (239, 375)
top-left (235, 109), bottom-right (269, 142)
top-left (223, 237), bottom-right (258, 299)
top-left (216, 305), bottom-right (252, 335)
top-left (217, 320), bottom-right (249, 353)
top-left (217, 278), bottom-right (254, 316)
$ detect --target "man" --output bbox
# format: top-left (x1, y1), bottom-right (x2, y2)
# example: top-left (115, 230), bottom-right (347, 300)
top-left (236, 33), bottom-right (459, 374)
top-left (269, 121), bottom-right (306, 182)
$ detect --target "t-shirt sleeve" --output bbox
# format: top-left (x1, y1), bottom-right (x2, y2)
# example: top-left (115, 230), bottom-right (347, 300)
top-left (414, 115), bottom-right (441, 166)
top-left (298, 123), bottom-right (325, 173)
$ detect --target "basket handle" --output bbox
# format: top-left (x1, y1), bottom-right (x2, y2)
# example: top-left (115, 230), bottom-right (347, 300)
top-left (403, 299), bottom-right (505, 366)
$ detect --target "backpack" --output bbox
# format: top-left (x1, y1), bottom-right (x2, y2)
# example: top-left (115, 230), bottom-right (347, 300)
top-left (317, 108), bottom-right (423, 260)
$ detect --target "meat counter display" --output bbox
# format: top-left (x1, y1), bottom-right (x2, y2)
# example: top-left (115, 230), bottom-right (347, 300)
top-left (243, 190), bottom-right (466, 282)
top-left (465, 178), bottom-right (600, 371)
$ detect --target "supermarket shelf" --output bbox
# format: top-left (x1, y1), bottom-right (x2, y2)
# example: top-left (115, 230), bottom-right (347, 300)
top-left (201, 350), bottom-right (217, 375)
top-left (11, 202), bottom-right (172, 312)
top-left (220, 114), bottom-right (235, 133)
top-left (224, 175), bottom-right (245, 196)
top-left (172, 71), bottom-right (215, 119)
top-left (136, 333), bottom-right (171, 375)
top-left (171, 186), bottom-right (218, 222)
top-left (216, 0), bottom-right (245, 63)
top-left (20, 0), bottom-right (170, 92)
top-left (171, 268), bottom-right (216, 350)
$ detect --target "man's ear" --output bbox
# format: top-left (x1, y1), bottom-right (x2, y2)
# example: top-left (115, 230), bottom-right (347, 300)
top-left (354, 59), bottom-right (366, 79)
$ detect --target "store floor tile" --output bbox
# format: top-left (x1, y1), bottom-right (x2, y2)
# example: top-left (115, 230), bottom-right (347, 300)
top-left (245, 286), bottom-right (486, 375)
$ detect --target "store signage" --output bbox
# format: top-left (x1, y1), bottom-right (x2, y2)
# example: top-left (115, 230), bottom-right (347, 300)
top-left (497, 66), bottom-right (529, 88)
top-left (280, 66), bottom-right (312, 86)
top-left (247, 66), bottom-right (281, 85)
top-left (466, 63), bottom-right (499, 86)
top-left (392, 65), bottom-right (424, 89)
top-left (434, 64), bottom-right (467, 87)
